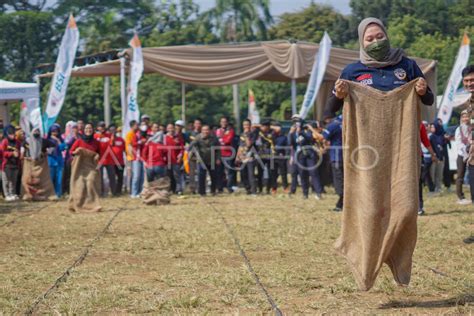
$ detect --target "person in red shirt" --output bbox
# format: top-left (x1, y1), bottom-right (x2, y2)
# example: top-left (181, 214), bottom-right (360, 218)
top-left (70, 123), bottom-right (100, 155)
top-left (215, 116), bottom-right (236, 193)
top-left (94, 121), bottom-right (116, 197)
top-left (143, 124), bottom-right (167, 182)
top-left (130, 122), bottom-right (148, 197)
top-left (1, 125), bottom-right (21, 201)
top-left (419, 122), bottom-right (438, 215)
top-left (109, 125), bottom-right (125, 196)
top-left (164, 123), bottom-right (184, 194)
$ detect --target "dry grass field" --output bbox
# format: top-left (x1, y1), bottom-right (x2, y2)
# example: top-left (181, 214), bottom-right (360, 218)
top-left (0, 188), bottom-right (472, 314)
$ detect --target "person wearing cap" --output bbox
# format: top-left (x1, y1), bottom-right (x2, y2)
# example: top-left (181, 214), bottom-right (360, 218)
top-left (289, 117), bottom-right (323, 200)
top-left (215, 116), bottom-right (236, 193)
top-left (252, 119), bottom-right (276, 194)
top-left (130, 122), bottom-right (149, 198)
top-left (1, 125), bottom-right (21, 201)
top-left (272, 122), bottom-right (289, 194)
top-left (47, 124), bottom-right (66, 197)
top-left (141, 114), bottom-right (151, 126)
top-left (109, 124), bottom-right (126, 196)
top-left (143, 124), bottom-right (167, 182)
top-left (94, 121), bottom-right (116, 197)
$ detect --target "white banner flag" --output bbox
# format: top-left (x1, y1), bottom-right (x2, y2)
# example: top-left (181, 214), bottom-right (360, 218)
top-left (248, 89), bottom-right (260, 124)
top-left (43, 15), bottom-right (79, 131)
top-left (299, 32), bottom-right (332, 119)
top-left (437, 33), bottom-right (470, 124)
top-left (20, 98), bottom-right (42, 135)
top-left (123, 34), bottom-right (144, 136)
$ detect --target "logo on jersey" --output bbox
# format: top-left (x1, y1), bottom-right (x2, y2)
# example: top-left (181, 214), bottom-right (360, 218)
top-left (394, 68), bottom-right (407, 80)
top-left (356, 73), bottom-right (373, 86)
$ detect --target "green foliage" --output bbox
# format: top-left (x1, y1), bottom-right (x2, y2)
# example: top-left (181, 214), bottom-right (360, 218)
top-left (269, 3), bottom-right (351, 46)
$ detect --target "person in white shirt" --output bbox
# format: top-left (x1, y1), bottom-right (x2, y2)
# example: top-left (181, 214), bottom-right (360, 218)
top-left (455, 110), bottom-right (471, 204)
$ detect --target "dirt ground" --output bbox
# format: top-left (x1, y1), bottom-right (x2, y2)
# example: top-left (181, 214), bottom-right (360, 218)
top-left (0, 188), bottom-right (472, 314)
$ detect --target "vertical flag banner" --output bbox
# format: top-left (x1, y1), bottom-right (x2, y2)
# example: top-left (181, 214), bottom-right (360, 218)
top-left (43, 15), bottom-right (79, 131)
top-left (20, 98), bottom-right (42, 135)
top-left (299, 31), bottom-right (332, 119)
top-left (123, 34), bottom-right (144, 136)
top-left (248, 89), bottom-right (260, 124)
top-left (438, 33), bottom-right (470, 124)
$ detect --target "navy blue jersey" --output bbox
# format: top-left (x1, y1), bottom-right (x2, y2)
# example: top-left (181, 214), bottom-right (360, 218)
top-left (339, 56), bottom-right (425, 91)
top-left (322, 118), bottom-right (343, 163)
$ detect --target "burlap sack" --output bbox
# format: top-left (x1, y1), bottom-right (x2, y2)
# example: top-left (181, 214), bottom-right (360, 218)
top-left (335, 79), bottom-right (421, 291)
top-left (68, 148), bottom-right (102, 213)
top-left (141, 177), bottom-right (171, 205)
top-left (21, 157), bottom-right (56, 201)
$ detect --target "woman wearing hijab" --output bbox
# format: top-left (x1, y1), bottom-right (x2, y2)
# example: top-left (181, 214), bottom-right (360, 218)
top-left (62, 121), bottom-right (79, 195)
top-left (324, 17), bottom-right (434, 118)
top-left (429, 120), bottom-right (447, 193)
top-left (68, 123), bottom-right (101, 212)
top-left (47, 124), bottom-right (67, 197)
top-left (1, 125), bottom-right (21, 201)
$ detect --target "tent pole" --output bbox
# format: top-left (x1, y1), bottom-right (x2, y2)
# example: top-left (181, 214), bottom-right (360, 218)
top-left (291, 79), bottom-right (297, 115)
top-left (104, 76), bottom-right (111, 126)
top-left (120, 56), bottom-right (126, 130)
top-left (181, 82), bottom-right (186, 124)
top-left (233, 83), bottom-right (241, 133)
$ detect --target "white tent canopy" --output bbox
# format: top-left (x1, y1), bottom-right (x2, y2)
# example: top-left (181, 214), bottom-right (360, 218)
top-left (0, 79), bottom-right (40, 127)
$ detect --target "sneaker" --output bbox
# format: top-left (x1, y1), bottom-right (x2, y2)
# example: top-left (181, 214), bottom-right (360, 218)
top-left (418, 208), bottom-right (425, 216)
top-left (130, 195), bottom-right (140, 199)
top-left (457, 199), bottom-right (472, 205)
top-left (283, 188), bottom-right (290, 194)
top-left (463, 236), bottom-right (474, 244)
top-left (5, 196), bottom-right (13, 202)
top-left (314, 193), bottom-right (322, 200)
top-left (303, 194), bottom-right (308, 199)
top-left (332, 207), bottom-right (342, 212)
top-left (271, 188), bottom-right (277, 196)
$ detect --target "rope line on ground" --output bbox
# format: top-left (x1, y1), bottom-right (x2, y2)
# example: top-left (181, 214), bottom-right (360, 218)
top-left (0, 201), bottom-right (56, 228)
top-left (24, 207), bottom-right (125, 315)
top-left (206, 201), bottom-right (283, 316)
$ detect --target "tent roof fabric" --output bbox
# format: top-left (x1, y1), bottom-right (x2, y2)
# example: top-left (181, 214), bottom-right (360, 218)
top-left (39, 41), bottom-right (436, 86)
top-left (0, 79), bottom-right (39, 101)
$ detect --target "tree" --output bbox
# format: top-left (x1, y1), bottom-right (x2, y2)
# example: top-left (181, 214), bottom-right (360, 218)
top-left (268, 3), bottom-right (351, 47)
top-left (0, 11), bottom-right (57, 81)
top-left (201, 0), bottom-right (273, 42)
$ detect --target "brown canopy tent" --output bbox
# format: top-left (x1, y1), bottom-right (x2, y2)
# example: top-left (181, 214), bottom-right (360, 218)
top-left (38, 40), bottom-right (437, 120)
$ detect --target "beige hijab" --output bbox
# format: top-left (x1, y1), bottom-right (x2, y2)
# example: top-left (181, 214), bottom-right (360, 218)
top-left (358, 17), bottom-right (404, 68)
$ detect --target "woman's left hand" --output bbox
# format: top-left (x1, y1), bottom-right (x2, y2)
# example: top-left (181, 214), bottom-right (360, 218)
top-left (415, 78), bottom-right (427, 96)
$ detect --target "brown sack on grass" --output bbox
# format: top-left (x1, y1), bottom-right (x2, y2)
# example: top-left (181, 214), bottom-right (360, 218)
top-left (68, 148), bottom-right (101, 213)
top-left (21, 157), bottom-right (56, 201)
top-left (335, 79), bottom-right (421, 291)
top-left (141, 177), bottom-right (171, 205)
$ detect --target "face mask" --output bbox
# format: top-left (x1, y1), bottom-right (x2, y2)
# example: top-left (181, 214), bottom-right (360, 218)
top-left (33, 133), bottom-right (41, 138)
top-left (365, 39), bottom-right (390, 61)
top-left (115, 133), bottom-right (121, 137)
top-left (140, 125), bottom-right (148, 132)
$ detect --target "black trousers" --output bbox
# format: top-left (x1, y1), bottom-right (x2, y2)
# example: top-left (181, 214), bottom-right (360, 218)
top-left (331, 161), bottom-right (344, 208)
top-left (198, 164), bottom-right (218, 195)
top-left (241, 160), bottom-right (257, 194)
top-left (271, 158), bottom-right (288, 190)
top-left (256, 159), bottom-right (272, 193)
top-left (469, 164), bottom-right (474, 203)
top-left (114, 165), bottom-right (124, 195)
top-left (100, 165), bottom-right (117, 197)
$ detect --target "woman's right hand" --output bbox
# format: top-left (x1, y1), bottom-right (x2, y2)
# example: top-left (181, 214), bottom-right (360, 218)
top-left (334, 79), bottom-right (349, 99)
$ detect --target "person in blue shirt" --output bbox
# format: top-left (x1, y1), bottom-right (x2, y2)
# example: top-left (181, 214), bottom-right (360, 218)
top-left (288, 115), bottom-right (323, 200)
top-left (323, 116), bottom-right (343, 211)
top-left (324, 17), bottom-right (434, 119)
top-left (47, 124), bottom-right (67, 197)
